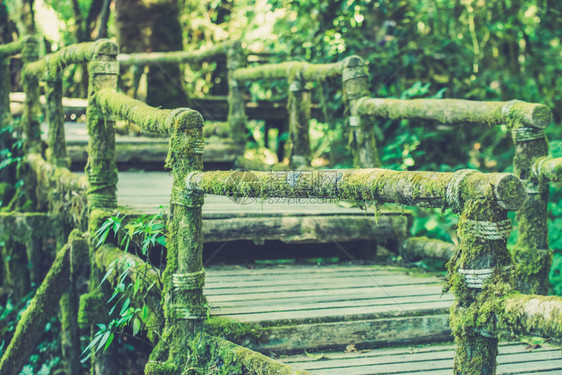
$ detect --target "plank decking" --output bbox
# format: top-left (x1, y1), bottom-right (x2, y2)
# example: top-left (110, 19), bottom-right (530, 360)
top-left (281, 341), bottom-right (562, 374)
top-left (205, 264), bottom-right (452, 353)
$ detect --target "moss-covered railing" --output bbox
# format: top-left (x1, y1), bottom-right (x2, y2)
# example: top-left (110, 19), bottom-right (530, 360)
top-left (185, 167), bottom-right (562, 373)
top-left (231, 59), bottom-right (346, 168)
top-left (116, 41), bottom-right (245, 141)
top-left (354, 96), bottom-right (558, 296)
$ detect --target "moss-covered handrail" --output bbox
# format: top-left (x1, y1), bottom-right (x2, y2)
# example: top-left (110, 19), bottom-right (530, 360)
top-left (232, 60), bottom-right (343, 82)
top-left (185, 169), bottom-right (526, 210)
top-left (94, 88), bottom-right (186, 135)
top-left (535, 157), bottom-right (562, 183)
top-left (499, 294), bottom-right (562, 338)
top-left (117, 40), bottom-right (235, 67)
top-left (0, 40), bottom-right (23, 57)
top-left (356, 98), bottom-right (551, 129)
top-left (23, 41), bottom-right (99, 79)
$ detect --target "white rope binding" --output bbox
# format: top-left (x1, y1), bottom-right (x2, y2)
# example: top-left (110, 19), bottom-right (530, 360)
top-left (458, 268), bottom-right (494, 289)
top-left (463, 219), bottom-right (512, 240)
top-left (445, 169), bottom-right (477, 213)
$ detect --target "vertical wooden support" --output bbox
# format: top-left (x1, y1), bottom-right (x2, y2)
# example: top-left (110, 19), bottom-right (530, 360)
top-left (85, 39), bottom-right (119, 374)
top-left (511, 124), bottom-right (551, 295)
top-left (45, 58), bottom-right (68, 168)
top-left (446, 171), bottom-right (515, 374)
top-left (287, 68), bottom-right (311, 168)
top-left (0, 51), bottom-right (12, 128)
top-left (0, 52), bottom-right (13, 184)
top-left (227, 41), bottom-right (247, 145)
top-left (21, 36), bottom-right (41, 153)
top-left (342, 56), bottom-right (380, 168)
top-left (145, 109), bottom-right (206, 374)
top-left (86, 39), bottom-right (119, 211)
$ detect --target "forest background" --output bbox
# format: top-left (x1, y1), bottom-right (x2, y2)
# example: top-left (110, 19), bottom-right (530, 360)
top-left (1, 1), bottom-right (562, 370)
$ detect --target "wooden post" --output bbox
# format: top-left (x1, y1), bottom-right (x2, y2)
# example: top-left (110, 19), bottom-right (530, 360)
top-left (287, 71), bottom-right (311, 168)
top-left (445, 170), bottom-right (519, 374)
top-left (45, 58), bottom-right (68, 168)
top-left (145, 109), bottom-right (206, 374)
top-left (86, 39), bottom-right (119, 211)
top-left (342, 56), bottom-right (380, 168)
top-left (227, 41), bottom-right (247, 145)
top-left (511, 123), bottom-right (551, 295)
top-left (85, 39), bottom-right (119, 374)
top-left (21, 36), bottom-right (41, 153)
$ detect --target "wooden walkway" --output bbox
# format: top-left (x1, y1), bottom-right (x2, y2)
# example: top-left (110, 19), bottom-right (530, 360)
top-left (281, 341), bottom-right (562, 374)
top-left (40, 122), bottom-right (240, 168)
top-left (204, 264), bottom-right (562, 373)
top-left (117, 171), bottom-right (410, 244)
top-left (205, 264), bottom-right (452, 353)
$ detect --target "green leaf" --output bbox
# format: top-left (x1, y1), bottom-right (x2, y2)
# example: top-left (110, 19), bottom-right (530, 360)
top-left (104, 333), bottom-right (114, 351)
top-left (97, 330), bottom-right (111, 352)
top-left (120, 298), bottom-right (131, 317)
top-left (132, 318), bottom-right (141, 336)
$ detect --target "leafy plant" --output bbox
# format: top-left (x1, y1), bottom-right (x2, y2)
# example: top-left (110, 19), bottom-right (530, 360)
top-left (83, 212), bottom-right (166, 360)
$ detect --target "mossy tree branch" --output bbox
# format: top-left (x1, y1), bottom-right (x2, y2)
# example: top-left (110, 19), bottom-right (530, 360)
top-left (0, 40), bottom-right (23, 58)
top-left (500, 293), bottom-right (562, 339)
top-left (186, 169), bottom-right (526, 211)
top-left (232, 61), bottom-right (342, 82)
top-left (0, 230), bottom-right (87, 375)
top-left (117, 41), bottom-right (234, 67)
top-left (357, 98), bottom-right (551, 129)
top-left (536, 157), bottom-right (562, 183)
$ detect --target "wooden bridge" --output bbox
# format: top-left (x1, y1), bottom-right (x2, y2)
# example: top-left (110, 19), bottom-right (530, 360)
top-left (1, 37), bottom-right (562, 375)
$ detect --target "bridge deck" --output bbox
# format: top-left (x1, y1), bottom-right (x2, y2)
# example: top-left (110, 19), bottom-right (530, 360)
top-left (281, 341), bottom-right (562, 374)
top-left (205, 263), bottom-right (452, 353)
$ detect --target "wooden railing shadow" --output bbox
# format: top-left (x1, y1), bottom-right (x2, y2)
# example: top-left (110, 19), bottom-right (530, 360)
top-left (0, 36), bottom-right (561, 375)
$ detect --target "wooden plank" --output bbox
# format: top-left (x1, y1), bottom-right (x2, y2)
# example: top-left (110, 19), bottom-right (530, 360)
top-left (229, 301), bottom-right (452, 322)
top-left (204, 276), bottom-right (440, 296)
top-left (206, 284), bottom-right (444, 303)
top-left (211, 294), bottom-right (454, 315)
top-left (205, 273), bottom-right (439, 290)
top-left (255, 314), bottom-right (451, 353)
top-left (282, 343), bottom-right (562, 374)
top-left (281, 342), bottom-right (530, 364)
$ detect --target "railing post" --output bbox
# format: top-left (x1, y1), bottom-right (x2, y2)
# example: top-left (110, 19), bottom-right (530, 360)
top-left (86, 39), bottom-right (119, 210)
top-left (0, 49), bottom-right (12, 128)
top-left (511, 123), bottom-right (551, 295)
top-left (288, 66), bottom-right (311, 168)
top-left (227, 41), bottom-right (247, 145)
top-left (21, 36), bottom-right (41, 153)
top-left (342, 56), bottom-right (380, 168)
top-left (446, 170), bottom-right (515, 374)
top-left (45, 57), bottom-right (68, 168)
top-left (145, 109), bottom-right (206, 373)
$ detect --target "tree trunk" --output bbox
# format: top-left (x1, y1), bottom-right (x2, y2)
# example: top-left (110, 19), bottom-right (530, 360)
top-left (115, 0), bottom-right (188, 109)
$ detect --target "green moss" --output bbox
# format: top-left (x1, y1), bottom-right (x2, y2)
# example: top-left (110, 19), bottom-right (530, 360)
top-left (77, 291), bottom-right (106, 328)
top-left (119, 40), bottom-right (233, 67)
top-left (0, 40), bottom-right (23, 58)
top-left (204, 317), bottom-right (264, 347)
